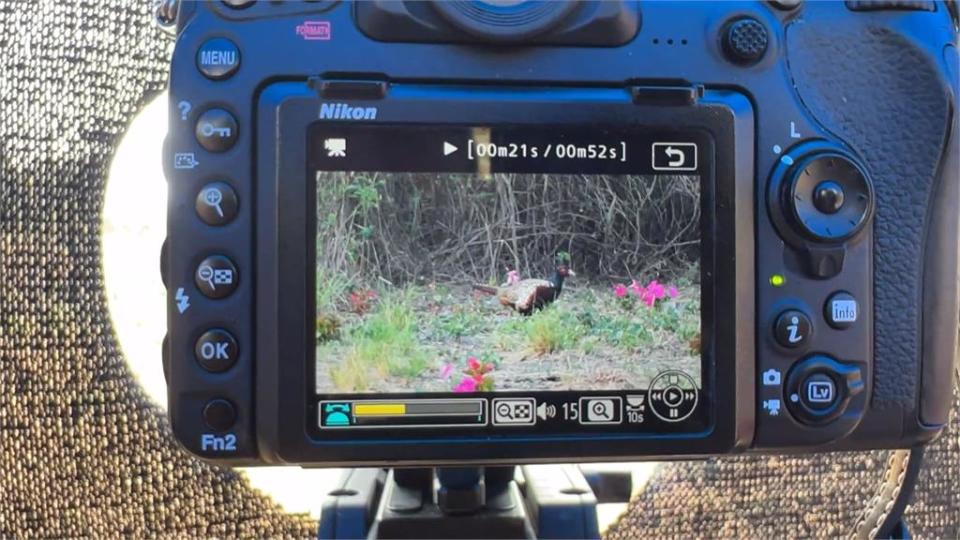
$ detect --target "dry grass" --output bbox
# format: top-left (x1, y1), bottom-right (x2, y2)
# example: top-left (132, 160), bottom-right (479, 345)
top-left (316, 172), bottom-right (699, 288)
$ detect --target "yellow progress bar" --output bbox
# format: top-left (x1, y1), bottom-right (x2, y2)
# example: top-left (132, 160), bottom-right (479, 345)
top-left (354, 403), bottom-right (406, 416)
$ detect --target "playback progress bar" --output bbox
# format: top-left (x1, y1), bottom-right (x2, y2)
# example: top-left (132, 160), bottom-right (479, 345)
top-left (319, 399), bottom-right (487, 429)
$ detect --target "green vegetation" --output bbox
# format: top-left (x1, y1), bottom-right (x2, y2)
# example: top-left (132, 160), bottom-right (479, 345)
top-left (315, 267), bottom-right (351, 313)
top-left (318, 281), bottom-right (701, 393)
top-left (324, 290), bottom-right (428, 391)
top-left (524, 307), bottom-right (586, 355)
top-left (430, 309), bottom-right (490, 340)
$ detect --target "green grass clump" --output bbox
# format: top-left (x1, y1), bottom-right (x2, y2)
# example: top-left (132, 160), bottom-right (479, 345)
top-left (316, 267), bottom-right (352, 312)
top-left (431, 309), bottom-right (488, 339)
top-left (490, 316), bottom-right (525, 350)
top-left (589, 315), bottom-right (654, 350)
top-left (524, 307), bottom-right (586, 355)
top-left (328, 291), bottom-right (428, 391)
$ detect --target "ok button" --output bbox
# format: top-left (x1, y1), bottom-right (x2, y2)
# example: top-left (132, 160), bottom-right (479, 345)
top-left (195, 329), bottom-right (238, 372)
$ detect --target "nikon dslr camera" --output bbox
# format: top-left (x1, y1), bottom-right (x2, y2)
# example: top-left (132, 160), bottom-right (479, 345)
top-left (163, 0), bottom-right (959, 466)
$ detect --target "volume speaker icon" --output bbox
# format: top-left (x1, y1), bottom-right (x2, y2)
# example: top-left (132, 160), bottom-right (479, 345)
top-left (536, 402), bottom-right (557, 421)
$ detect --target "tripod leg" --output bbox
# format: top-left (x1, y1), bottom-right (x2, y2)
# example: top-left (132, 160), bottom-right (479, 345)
top-left (318, 469), bottom-right (386, 540)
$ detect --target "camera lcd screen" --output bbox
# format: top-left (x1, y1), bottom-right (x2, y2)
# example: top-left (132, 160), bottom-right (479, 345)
top-left (307, 124), bottom-right (712, 439)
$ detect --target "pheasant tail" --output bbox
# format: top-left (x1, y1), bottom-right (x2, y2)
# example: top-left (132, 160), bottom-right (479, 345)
top-left (472, 284), bottom-right (499, 295)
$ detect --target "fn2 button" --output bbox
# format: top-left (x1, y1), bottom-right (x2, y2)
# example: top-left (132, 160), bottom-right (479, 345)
top-left (202, 399), bottom-right (237, 432)
top-left (774, 310), bottom-right (812, 348)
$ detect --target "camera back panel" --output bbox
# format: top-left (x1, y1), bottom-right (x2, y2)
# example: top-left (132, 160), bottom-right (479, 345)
top-left (163, 0), bottom-right (959, 466)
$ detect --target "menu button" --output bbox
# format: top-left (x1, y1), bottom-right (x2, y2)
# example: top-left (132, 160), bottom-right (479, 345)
top-left (197, 38), bottom-right (240, 81)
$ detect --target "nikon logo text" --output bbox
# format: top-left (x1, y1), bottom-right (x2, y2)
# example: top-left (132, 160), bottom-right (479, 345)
top-left (319, 103), bottom-right (378, 121)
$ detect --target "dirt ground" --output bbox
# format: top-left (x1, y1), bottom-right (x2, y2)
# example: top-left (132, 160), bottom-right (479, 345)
top-left (315, 281), bottom-right (701, 394)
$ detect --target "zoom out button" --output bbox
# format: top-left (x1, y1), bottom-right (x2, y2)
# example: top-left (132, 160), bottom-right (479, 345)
top-left (195, 255), bottom-right (238, 299)
top-left (492, 398), bottom-right (536, 426)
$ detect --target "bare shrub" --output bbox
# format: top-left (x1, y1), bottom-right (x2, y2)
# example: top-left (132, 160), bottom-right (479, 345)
top-left (316, 172), bottom-right (699, 286)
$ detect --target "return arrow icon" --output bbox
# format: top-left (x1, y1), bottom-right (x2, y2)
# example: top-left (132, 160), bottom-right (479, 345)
top-left (652, 142), bottom-right (697, 171)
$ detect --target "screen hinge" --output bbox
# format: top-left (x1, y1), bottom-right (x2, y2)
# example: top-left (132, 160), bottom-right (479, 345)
top-left (631, 84), bottom-right (704, 106)
top-left (308, 76), bottom-right (390, 100)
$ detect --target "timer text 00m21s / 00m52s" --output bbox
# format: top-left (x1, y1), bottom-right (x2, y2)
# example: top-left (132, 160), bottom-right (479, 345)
top-left (466, 139), bottom-right (629, 163)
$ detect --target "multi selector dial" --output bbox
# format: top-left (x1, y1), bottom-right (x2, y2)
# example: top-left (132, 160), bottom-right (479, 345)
top-left (768, 143), bottom-right (875, 278)
top-left (782, 152), bottom-right (872, 243)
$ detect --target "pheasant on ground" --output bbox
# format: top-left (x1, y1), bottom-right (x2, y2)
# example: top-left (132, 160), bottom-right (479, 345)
top-left (473, 265), bottom-right (575, 315)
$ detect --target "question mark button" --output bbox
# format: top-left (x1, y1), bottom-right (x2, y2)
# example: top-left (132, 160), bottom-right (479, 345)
top-left (196, 37), bottom-right (241, 81)
top-left (178, 100), bottom-right (192, 121)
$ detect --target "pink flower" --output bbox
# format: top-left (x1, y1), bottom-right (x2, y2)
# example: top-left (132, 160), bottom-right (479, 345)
top-left (506, 270), bottom-right (520, 285)
top-left (613, 284), bottom-right (628, 298)
top-left (439, 362), bottom-right (454, 379)
top-left (628, 280), bottom-right (644, 297)
top-left (642, 292), bottom-right (657, 307)
top-left (467, 357), bottom-right (481, 372)
top-left (667, 286), bottom-right (679, 298)
top-left (647, 280), bottom-right (666, 300)
top-left (453, 377), bottom-right (478, 393)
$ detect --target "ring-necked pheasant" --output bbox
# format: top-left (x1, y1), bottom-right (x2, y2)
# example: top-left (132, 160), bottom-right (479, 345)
top-left (473, 265), bottom-right (575, 315)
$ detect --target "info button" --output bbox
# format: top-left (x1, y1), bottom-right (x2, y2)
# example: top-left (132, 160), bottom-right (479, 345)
top-left (825, 292), bottom-right (858, 329)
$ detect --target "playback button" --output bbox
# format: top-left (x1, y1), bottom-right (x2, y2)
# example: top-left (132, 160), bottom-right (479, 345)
top-left (648, 371), bottom-right (698, 422)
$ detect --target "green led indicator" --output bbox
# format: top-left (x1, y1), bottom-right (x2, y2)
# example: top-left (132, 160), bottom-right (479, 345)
top-left (769, 274), bottom-right (786, 287)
